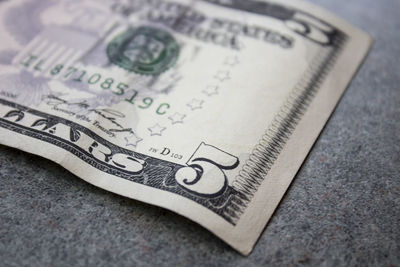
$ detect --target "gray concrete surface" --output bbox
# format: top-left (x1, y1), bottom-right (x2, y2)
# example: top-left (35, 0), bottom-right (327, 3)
top-left (0, 0), bottom-right (399, 266)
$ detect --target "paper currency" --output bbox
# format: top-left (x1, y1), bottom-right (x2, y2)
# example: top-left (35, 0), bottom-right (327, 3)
top-left (0, 0), bottom-right (371, 255)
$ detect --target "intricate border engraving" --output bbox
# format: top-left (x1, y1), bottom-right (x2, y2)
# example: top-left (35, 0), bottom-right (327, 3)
top-left (228, 33), bottom-right (348, 223)
top-left (0, 0), bottom-right (348, 225)
top-left (0, 98), bottom-right (246, 224)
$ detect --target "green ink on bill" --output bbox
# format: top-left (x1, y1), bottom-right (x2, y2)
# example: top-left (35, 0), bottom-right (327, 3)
top-left (107, 26), bottom-right (180, 75)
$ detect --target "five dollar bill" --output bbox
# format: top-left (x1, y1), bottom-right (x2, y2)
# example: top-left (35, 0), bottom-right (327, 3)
top-left (0, 0), bottom-right (372, 255)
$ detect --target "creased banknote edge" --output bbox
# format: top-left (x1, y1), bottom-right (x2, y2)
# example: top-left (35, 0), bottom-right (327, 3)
top-left (229, 32), bottom-right (348, 221)
top-left (227, 29), bottom-right (373, 256)
top-left (0, 126), bottom-right (239, 244)
top-left (0, 31), bottom-right (373, 256)
top-left (0, 0), bottom-right (374, 257)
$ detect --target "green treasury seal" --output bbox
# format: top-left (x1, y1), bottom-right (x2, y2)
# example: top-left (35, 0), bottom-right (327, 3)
top-left (107, 26), bottom-right (179, 75)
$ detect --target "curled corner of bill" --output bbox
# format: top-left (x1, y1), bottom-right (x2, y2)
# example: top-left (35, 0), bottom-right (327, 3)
top-left (0, 0), bottom-right (372, 255)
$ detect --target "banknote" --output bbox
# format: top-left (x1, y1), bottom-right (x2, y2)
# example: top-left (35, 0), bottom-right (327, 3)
top-left (0, 0), bottom-right (371, 255)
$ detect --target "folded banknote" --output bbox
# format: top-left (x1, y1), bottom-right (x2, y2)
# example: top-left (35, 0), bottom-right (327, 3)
top-left (0, 0), bottom-right (371, 255)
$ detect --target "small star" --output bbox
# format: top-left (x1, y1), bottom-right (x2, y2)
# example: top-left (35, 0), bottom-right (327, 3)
top-left (168, 112), bottom-right (186, 124)
top-left (148, 123), bottom-right (166, 136)
top-left (187, 99), bottom-right (204, 111)
top-left (214, 70), bottom-right (230, 82)
top-left (202, 85), bottom-right (219, 96)
top-left (124, 133), bottom-right (143, 148)
top-left (224, 56), bottom-right (239, 66)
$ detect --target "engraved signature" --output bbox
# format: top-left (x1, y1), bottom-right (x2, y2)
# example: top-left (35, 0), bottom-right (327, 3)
top-left (43, 95), bottom-right (135, 135)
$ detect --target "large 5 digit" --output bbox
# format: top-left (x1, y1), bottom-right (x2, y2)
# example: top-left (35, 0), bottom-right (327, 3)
top-left (285, 12), bottom-right (335, 45)
top-left (175, 142), bottom-right (239, 197)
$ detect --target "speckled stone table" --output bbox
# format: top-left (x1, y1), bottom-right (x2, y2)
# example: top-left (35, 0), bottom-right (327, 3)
top-left (0, 0), bottom-right (399, 266)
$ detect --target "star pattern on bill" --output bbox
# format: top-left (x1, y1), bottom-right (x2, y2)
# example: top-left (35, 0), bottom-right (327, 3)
top-left (148, 123), bottom-right (166, 136)
top-left (187, 98), bottom-right (204, 111)
top-left (224, 56), bottom-right (239, 66)
top-left (214, 70), bottom-right (230, 82)
top-left (202, 85), bottom-right (219, 96)
top-left (124, 133), bottom-right (143, 148)
top-left (168, 112), bottom-right (186, 124)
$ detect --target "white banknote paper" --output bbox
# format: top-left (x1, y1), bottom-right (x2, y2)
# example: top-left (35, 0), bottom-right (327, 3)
top-left (0, 0), bottom-right (371, 255)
